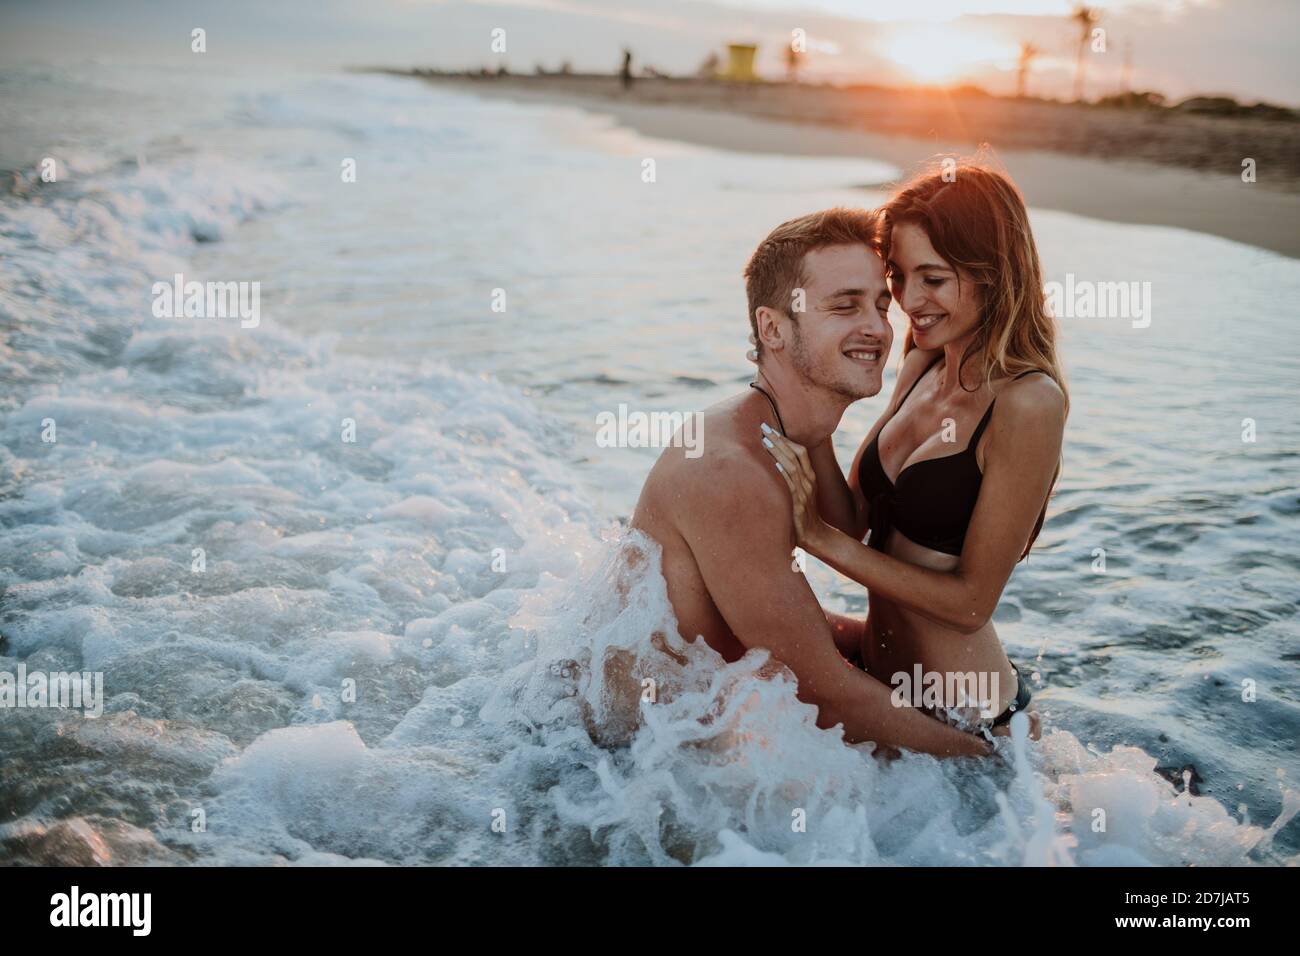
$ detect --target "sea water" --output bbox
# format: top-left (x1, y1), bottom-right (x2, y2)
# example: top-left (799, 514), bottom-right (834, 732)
top-left (1, 63), bottom-right (1297, 865)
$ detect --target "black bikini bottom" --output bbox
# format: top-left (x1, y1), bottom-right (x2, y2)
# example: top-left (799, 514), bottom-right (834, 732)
top-left (991, 662), bottom-right (1033, 727)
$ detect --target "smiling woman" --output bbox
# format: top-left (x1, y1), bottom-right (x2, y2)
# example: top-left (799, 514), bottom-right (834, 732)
top-left (882, 23), bottom-right (1016, 84)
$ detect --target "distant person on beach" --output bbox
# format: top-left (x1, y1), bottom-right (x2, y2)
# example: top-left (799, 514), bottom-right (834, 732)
top-left (761, 162), bottom-right (1065, 735)
top-left (630, 209), bottom-right (991, 757)
top-left (620, 49), bottom-right (633, 90)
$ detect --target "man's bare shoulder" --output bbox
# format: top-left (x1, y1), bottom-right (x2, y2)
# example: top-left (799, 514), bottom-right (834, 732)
top-left (641, 394), bottom-right (789, 521)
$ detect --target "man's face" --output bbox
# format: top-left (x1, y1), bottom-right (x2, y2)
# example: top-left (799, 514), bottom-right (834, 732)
top-left (786, 244), bottom-right (893, 400)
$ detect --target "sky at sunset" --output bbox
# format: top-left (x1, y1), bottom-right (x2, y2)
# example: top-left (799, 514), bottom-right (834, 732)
top-left (1, 0), bottom-right (1295, 105)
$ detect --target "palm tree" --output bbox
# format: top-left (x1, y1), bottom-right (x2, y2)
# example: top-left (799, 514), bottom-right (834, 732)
top-left (1016, 41), bottom-right (1040, 98)
top-left (1071, 5), bottom-right (1101, 102)
top-left (784, 43), bottom-right (804, 83)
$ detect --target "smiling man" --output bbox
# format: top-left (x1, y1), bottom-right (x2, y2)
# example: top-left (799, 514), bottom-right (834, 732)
top-left (629, 208), bottom-right (988, 757)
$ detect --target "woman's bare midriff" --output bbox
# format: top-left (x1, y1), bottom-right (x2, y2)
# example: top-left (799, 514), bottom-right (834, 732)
top-left (859, 528), bottom-right (1019, 719)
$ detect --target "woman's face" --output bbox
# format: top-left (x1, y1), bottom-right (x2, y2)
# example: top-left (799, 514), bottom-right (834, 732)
top-left (887, 221), bottom-right (982, 350)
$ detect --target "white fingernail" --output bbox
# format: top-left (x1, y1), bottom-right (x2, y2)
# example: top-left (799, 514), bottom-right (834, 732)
top-left (760, 422), bottom-right (773, 435)
top-left (762, 437), bottom-right (773, 449)
top-left (775, 462), bottom-right (784, 473)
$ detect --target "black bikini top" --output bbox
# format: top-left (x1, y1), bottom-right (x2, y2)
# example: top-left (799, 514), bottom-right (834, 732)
top-left (858, 358), bottom-right (1035, 557)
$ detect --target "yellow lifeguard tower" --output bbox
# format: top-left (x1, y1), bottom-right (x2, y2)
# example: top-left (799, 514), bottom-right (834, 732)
top-left (722, 44), bottom-right (758, 81)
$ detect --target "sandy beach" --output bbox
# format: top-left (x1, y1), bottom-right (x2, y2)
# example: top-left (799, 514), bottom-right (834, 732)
top-left (394, 73), bottom-right (1300, 258)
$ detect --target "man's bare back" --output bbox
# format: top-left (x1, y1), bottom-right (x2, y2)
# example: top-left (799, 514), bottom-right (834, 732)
top-left (631, 392), bottom-right (779, 664)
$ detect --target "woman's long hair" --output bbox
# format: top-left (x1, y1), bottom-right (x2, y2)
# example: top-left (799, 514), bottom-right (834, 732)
top-left (878, 155), bottom-right (1068, 558)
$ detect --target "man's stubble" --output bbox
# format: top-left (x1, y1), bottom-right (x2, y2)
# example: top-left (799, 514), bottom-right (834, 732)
top-left (788, 320), bottom-right (880, 403)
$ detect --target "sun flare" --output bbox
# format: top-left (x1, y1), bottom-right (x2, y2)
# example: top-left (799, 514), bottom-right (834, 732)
top-left (882, 24), bottom-right (1014, 85)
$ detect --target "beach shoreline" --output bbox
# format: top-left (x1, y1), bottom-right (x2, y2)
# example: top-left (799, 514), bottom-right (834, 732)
top-left (391, 72), bottom-right (1300, 259)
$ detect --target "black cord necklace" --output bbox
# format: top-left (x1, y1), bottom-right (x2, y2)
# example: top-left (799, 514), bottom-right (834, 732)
top-left (748, 381), bottom-right (787, 436)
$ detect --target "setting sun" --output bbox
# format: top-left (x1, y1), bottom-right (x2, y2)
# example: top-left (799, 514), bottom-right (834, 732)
top-left (882, 23), bottom-right (1015, 85)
